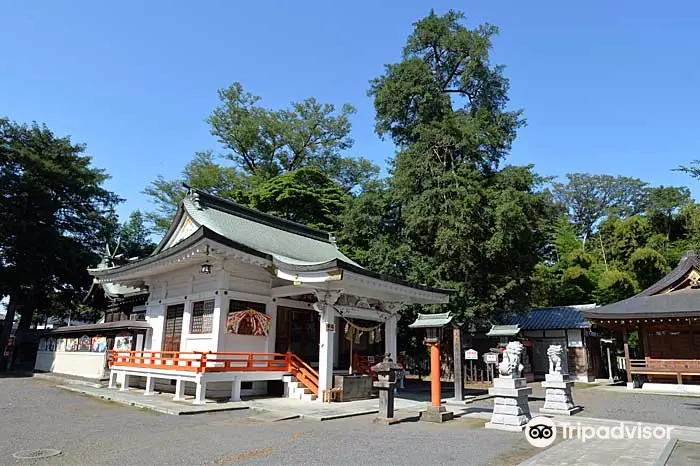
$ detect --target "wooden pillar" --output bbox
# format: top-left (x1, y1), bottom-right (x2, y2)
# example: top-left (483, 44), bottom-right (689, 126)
top-left (452, 326), bottom-right (463, 401)
top-left (430, 343), bottom-right (441, 407)
top-left (641, 324), bottom-right (650, 358)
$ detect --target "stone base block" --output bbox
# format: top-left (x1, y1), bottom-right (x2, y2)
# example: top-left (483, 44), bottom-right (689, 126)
top-left (540, 406), bottom-right (582, 416)
top-left (493, 377), bottom-right (528, 389)
top-left (541, 381), bottom-right (574, 389)
top-left (489, 387), bottom-right (532, 398)
top-left (485, 421), bottom-right (526, 432)
top-left (419, 405), bottom-right (454, 423)
top-left (545, 372), bottom-right (570, 383)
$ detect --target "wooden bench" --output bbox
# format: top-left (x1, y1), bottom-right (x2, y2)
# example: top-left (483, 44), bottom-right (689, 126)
top-left (630, 368), bottom-right (700, 384)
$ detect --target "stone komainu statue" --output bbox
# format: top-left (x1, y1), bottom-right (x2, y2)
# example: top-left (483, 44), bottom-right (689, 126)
top-left (498, 341), bottom-right (525, 378)
top-left (547, 344), bottom-right (563, 374)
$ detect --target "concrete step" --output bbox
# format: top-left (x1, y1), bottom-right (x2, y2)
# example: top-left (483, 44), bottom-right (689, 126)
top-left (286, 381), bottom-right (301, 390)
top-left (282, 375), bottom-right (297, 383)
top-left (300, 393), bottom-right (317, 402)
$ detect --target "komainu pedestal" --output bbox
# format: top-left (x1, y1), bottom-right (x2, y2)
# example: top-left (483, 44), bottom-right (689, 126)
top-left (540, 372), bottom-right (582, 415)
top-left (485, 342), bottom-right (532, 432)
top-left (485, 377), bottom-right (532, 431)
top-left (540, 345), bottom-right (582, 416)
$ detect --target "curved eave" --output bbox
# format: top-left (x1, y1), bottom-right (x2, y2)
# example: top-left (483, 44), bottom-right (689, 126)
top-left (89, 226), bottom-right (272, 283)
top-left (273, 258), bottom-right (452, 304)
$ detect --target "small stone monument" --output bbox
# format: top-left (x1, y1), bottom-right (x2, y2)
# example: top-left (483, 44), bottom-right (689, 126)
top-left (540, 344), bottom-right (582, 416)
top-left (485, 341), bottom-right (532, 432)
top-left (371, 354), bottom-right (402, 425)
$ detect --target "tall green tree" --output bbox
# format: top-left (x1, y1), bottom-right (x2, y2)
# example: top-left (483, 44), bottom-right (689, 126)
top-left (368, 10), bottom-right (556, 319)
top-left (552, 173), bottom-right (649, 238)
top-left (0, 119), bottom-right (120, 367)
top-left (248, 167), bottom-right (348, 231)
top-left (207, 82), bottom-right (377, 189)
top-left (118, 210), bottom-right (156, 260)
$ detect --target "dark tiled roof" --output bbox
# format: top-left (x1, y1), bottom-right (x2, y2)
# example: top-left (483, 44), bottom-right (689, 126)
top-left (503, 306), bottom-right (594, 330)
top-left (582, 287), bottom-right (700, 319)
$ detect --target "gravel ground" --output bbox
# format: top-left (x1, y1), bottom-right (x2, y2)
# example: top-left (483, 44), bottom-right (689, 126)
top-left (0, 376), bottom-right (542, 466)
top-left (468, 382), bottom-right (700, 427)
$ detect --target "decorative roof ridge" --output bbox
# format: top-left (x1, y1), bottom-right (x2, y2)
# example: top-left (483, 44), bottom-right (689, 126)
top-left (183, 185), bottom-right (334, 244)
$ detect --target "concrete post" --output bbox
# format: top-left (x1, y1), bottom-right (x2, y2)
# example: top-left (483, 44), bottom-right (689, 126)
top-left (120, 374), bottom-right (130, 391)
top-left (194, 378), bottom-right (207, 405)
top-left (230, 379), bottom-right (242, 402)
top-left (173, 378), bottom-right (185, 401)
top-left (108, 371), bottom-right (118, 389)
top-left (144, 375), bottom-right (155, 395)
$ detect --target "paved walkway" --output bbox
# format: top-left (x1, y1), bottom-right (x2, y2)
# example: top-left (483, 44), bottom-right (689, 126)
top-left (57, 383), bottom-right (427, 419)
top-left (519, 436), bottom-right (668, 466)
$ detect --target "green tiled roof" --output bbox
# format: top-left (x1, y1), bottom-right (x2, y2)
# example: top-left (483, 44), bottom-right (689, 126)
top-left (408, 312), bottom-right (454, 328)
top-left (156, 188), bottom-right (361, 267)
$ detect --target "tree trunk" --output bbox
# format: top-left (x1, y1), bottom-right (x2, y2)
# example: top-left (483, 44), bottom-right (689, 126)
top-left (0, 295), bottom-right (17, 371)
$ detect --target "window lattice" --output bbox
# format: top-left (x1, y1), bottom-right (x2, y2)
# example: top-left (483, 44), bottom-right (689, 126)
top-left (191, 299), bottom-right (215, 334)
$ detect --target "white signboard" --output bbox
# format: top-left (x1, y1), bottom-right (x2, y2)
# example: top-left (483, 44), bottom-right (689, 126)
top-left (567, 331), bottom-right (583, 348)
top-left (326, 323), bottom-right (336, 333)
top-left (484, 353), bottom-right (499, 364)
top-left (464, 349), bottom-right (479, 360)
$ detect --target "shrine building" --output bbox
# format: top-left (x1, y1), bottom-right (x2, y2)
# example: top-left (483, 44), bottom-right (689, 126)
top-left (67, 187), bottom-right (449, 403)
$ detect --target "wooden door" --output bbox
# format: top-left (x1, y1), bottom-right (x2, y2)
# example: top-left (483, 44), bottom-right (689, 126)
top-left (163, 304), bottom-right (184, 352)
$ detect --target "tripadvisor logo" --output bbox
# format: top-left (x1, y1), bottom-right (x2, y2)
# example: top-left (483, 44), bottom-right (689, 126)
top-left (525, 417), bottom-right (556, 448)
top-left (525, 416), bottom-right (674, 448)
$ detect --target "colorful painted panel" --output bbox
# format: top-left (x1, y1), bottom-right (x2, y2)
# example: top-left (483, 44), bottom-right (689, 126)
top-left (113, 333), bottom-right (132, 351)
top-left (91, 336), bottom-right (107, 353)
top-left (78, 335), bottom-right (92, 352)
top-left (65, 338), bottom-right (78, 352)
top-left (226, 309), bottom-right (272, 336)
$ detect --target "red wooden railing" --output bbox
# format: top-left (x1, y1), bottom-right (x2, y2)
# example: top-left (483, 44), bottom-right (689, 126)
top-left (107, 350), bottom-right (319, 395)
top-left (288, 353), bottom-right (319, 396)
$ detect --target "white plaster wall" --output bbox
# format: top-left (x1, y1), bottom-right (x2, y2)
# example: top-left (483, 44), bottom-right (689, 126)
top-left (221, 334), bottom-right (269, 353)
top-left (145, 304), bottom-right (165, 351)
top-left (183, 335), bottom-right (217, 352)
top-left (35, 351), bottom-right (107, 379)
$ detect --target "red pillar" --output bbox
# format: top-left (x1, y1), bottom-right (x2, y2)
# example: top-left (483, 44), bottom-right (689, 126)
top-left (430, 342), bottom-right (440, 407)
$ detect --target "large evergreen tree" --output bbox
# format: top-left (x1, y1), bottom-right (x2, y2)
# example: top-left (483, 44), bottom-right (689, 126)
top-left (366, 10), bottom-right (556, 319)
top-left (0, 119), bottom-right (120, 367)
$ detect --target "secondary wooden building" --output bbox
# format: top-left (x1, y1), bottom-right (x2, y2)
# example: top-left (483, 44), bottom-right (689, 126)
top-left (582, 252), bottom-right (700, 390)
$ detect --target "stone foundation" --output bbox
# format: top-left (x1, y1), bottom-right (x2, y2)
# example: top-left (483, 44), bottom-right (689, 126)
top-left (419, 405), bottom-right (454, 423)
top-left (485, 377), bottom-right (532, 431)
top-left (539, 373), bottom-right (582, 416)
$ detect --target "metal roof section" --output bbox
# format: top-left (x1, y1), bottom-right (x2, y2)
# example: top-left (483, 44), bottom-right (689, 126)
top-left (485, 324), bottom-right (521, 336)
top-left (89, 188), bottom-right (452, 302)
top-left (503, 305), bottom-right (594, 330)
top-left (582, 287), bottom-right (700, 319)
top-left (408, 312), bottom-right (454, 329)
top-left (156, 187), bottom-right (361, 267)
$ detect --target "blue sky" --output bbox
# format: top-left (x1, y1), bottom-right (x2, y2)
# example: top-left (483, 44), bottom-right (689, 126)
top-left (3, 1), bottom-right (700, 221)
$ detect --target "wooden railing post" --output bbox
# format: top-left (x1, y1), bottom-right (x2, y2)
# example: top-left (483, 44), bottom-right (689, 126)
top-left (247, 353), bottom-right (254, 369)
top-left (624, 343), bottom-right (632, 383)
top-left (285, 352), bottom-right (292, 372)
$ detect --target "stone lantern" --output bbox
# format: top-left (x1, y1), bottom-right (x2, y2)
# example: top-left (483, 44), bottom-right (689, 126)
top-left (371, 354), bottom-right (402, 424)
